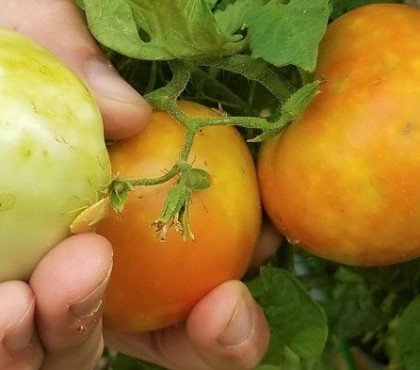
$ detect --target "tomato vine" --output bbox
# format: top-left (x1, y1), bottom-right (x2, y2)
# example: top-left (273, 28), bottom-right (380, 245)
top-left (92, 58), bottom-right (318, 239)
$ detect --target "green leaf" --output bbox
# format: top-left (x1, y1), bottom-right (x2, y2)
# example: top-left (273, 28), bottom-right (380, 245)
top-left (248, 266), bottom-right (328, 360)
top-left (395, 295), bottom-right (420, 370)
top-left (324, 267), bottom-right (390, 339)
top-left (255, 365), bottom-right (282, 370)
top-left (204, 0), bottom-right (219, 8)
top-left (214, 0), bottom-right (266, 35)
top-left (110, 352), bottom-right (163, 369)
top-left (74, 0), bottom-right (85, 9)
top-left (245, 0), bottom-right (331, 71)
top-left (82, 0), bottom-right (245, 60)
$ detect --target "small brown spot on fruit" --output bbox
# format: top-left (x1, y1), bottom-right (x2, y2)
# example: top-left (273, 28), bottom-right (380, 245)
top-left (402, 122), bottom-right (416, 135)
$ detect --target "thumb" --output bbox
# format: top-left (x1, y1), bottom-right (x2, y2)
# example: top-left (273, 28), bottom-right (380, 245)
top-left (0, 0), bottom-right (152, 139)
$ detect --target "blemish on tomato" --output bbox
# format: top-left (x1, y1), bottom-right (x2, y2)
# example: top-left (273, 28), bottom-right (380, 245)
top-left (0, 193), bottom-right (16, 211)
top-left (22, 148), bottom-right (32, 158)
top-left (31, 101), bottom-right (38, 114)
top-left (402, 122), bottom-right (416, 135)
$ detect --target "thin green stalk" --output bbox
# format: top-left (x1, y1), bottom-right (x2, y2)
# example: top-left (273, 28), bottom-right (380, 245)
top-left (341, 340), bottom-right (357, 370)
top-left (179, 129), bottom-right (197, 162)
top-left (128, 165), bottom-right (181, 187)
top-left (247, 80), bottom-right (257, 116)
top-left (190, 67), bottom-right (247, 110)
top-left (190, 116), bottom-right (273, 130)
top-left (145, 60), bottom-right (191, 111)
top-left (195, 55), bottom-right (295, 102)
top-left (145, 61), bottom-right (158, 94)
top-left (122, 127), bottom-right (198, 190)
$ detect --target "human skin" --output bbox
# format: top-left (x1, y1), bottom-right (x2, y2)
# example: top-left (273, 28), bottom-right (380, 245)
top-left (0, 1), bottom-right (279, 369)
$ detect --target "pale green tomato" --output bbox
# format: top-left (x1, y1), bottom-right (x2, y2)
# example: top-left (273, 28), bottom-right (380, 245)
top-left (0, 28), bottom-right (111, 281)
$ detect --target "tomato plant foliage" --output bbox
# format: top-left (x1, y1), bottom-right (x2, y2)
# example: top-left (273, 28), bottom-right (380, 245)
top-left (73, 1), bottom-right (420, 370)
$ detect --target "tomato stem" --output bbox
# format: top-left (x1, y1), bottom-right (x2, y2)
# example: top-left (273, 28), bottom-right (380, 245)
top-left (179, 129), bottom-right (196, 162)
top-left (190, 116), bottom-right (273, 130)
top-left (194, 55), bottom-right (295, 102)
top-left (111, 59), bottom-right (317, 239)
top-left (128, 165), bottom-right (181, 187)
top-left (341, 340), bottom-right (357, 370)
top-left (145, 60), bottom-right (191, 116)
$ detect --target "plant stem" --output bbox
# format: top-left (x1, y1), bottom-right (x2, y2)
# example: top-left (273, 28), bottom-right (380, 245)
top-left (190, 67), bottom-right (247, 110)
top-left (145, 61), bottom-right (158, 94)
top-left (122, 127), bottom-right (198, 190)
top-left (145, 60), bottom-right (191, 112)
top-left (195, 55), bottom-right (295, 102)
top-left (341, 340), bottom-right (357, 370)
top-left (128, 165), bottom-right (181, 187)
top-left (190, 116), bottom-right (273, 130)
top-left (179, 129), bottom-right (197, 162)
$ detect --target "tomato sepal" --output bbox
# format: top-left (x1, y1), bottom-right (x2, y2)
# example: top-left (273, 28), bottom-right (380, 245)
top-left (152, 165), bottom-right (211, 241)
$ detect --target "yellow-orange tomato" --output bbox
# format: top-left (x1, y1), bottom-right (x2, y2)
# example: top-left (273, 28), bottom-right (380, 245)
top-left (98, 101), bottom-right (261, 332)
top-left (258, 4), bottom-right (420, 266)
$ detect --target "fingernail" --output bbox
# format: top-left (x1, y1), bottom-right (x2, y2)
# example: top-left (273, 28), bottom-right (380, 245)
top-left (217, 292), bottom-right (254, 347)
top-left (84, 59), bottom-right (144, 103)
top-left (70, 265), bottom-right (112, 319)
top-left (4, 301), bottom-right (35, 351)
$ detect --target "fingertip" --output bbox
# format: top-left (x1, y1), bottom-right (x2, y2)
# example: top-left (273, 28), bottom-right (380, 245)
top-left (84, 59), bottom-right (153, 140)
top-left (30, 233), bottom-right (113, 303)
top-left (98, 94), bottom-right (153, 140)
top-left (30, 233), bottom-right (112, 355)
top-left (0, 281), bottom-right (35, 350)
top-left (0, 281), bottom-right (44, 369)
top-left (249, 221), bottom-right (282, 271)
top-left (187, 280), bottom-right (270, 369)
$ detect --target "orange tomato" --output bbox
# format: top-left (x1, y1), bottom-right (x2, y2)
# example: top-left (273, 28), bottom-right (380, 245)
top-left (258, 4), bottom-right (420, 266)
top-left (98, 101), bottom-right (261, 332)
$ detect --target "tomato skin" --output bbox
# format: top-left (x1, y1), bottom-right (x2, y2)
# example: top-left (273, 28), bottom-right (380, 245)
top-left (258, 5), bottom-right (420, 266)
top-left (0, 28), bottom-right (110, 281)
top-left (98, 101), bottom-right (261, 332)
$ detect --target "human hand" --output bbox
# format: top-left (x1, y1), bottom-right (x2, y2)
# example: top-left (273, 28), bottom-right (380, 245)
top-left (0, 1), bottom-right (279, 369)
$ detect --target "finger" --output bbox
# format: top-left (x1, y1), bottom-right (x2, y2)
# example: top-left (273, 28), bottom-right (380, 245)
top-left (105, 281), bottom-right (269, 370)
top-left (0, 281), bottom-right (44, 369)
top-left (187, 281), bottom-right (270, 369)
top-left (249, 221), bottom-right (282, 271)
top-left (0, 0), bottom-right (152, 139)
top-left (30, 234), bottom-right (113, 370)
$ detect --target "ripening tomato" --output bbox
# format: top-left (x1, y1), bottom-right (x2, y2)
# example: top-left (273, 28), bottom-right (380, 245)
top-left (97, 101), bottom-right (261, 332)
top-left (258, 4), bottom-right (420, 266)
top-left (0, 28), bottom-right (110, 282)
